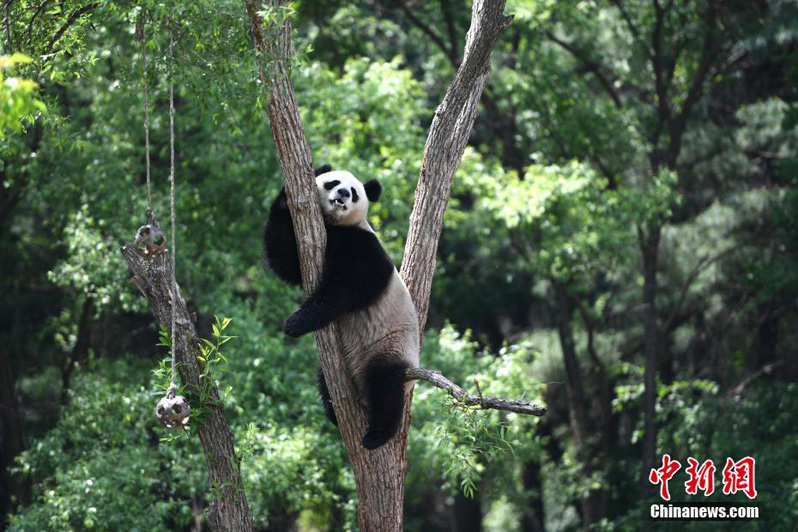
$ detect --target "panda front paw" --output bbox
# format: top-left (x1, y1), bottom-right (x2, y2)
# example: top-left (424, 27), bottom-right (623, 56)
top-left (283, 311), bottom-right (309, 337)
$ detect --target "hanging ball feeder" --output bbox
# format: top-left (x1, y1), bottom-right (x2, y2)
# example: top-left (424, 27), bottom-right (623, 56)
top-left (134, 223), bottom-right (166, 259)
top-left (155, 384), bottom-right (190, 429)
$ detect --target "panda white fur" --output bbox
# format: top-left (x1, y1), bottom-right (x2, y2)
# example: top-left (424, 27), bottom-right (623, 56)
top-left (263, 165), bottom-right (419, 449)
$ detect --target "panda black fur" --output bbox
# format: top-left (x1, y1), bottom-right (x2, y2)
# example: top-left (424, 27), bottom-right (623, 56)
top-left (263, 165), bottom-right (419, 450)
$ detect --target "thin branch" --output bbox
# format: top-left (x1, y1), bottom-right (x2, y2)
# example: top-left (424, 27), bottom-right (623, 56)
top-left (725, 361), bottom-right (787, 398)
top-left (406, 368), bottom-right (546, 416)
top-left (663, 247), bottom-right (734, 332)
top-left (609, 0), bottom-right (649, 57)
top-left (399, 0), bottom-right (459, 65)
top-left (27, 0), bottom-right (52, 46)
top-left (3, 0), bottom-right (13, 51)
top-left (439, 0), bottom-right (461, 62)
top-left (667, 1), bottom-right (720, 166)
top-left (543, 29), bottom-right (622, 108)
top-left (44, 1), bottom-right (98, 54)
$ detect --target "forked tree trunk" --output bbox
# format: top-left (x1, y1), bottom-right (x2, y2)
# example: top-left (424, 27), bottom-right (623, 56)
top-left (245, 1), bottom-right (512, 529)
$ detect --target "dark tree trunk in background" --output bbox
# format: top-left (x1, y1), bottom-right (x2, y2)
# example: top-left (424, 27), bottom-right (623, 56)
top-left (61, 297), bottom-right (94, 405)
top-left (753, 303), bottom-right (779, 369)
top-left (552, 283), bottom-right (589, 449)
top-left (0, 345), bottom-right (28, 528)
top-left (640, 225), bottom-right (661, 494)
top-left (521, 459), bottom-right (545, 532)
top-left (453, 491), bottom-right (482, 532)
top-left (551, 282), bottom-right (605, 527)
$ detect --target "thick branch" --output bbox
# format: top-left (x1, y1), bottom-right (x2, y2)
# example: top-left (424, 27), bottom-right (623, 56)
top-left (400, 0), bottom-right (512, 330)
top-left (120, 246), bottom-right (254, 532)
top-left (406, 368), bottom-right (546, 416)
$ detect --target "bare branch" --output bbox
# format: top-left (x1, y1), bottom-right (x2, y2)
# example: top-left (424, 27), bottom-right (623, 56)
top-left (725, 361), bottom-right (787, 398)
top-left (663, 247), bottom-right (734, 332)
top-left (120, 246), bottom-right (254, 532)
top-left (406, 368), bottom-right (546, 416)
top-left (401, 1), bottom-right (513, 330)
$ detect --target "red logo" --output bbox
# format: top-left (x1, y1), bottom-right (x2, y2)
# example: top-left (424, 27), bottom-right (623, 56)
top-left (649, 454), bottom-right (682, 501)
top-left (685, 458), bottom-right (716, 496)
top-left (722, 457), bottom-right (757, 499)
top-left (650, 455), bottom-right (757, 500)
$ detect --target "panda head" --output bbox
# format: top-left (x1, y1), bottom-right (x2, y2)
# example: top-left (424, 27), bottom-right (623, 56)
top-left (315, 170), bottom-right (382, 226)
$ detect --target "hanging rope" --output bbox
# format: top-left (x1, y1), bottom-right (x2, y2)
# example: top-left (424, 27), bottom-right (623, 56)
top-left (168, 17), bottom-right (178, 394)
top-left (134, 11), bottom-right (165, 259)
top-left (142, 15), bottom-right (153, 222)
top-left (153, 15), bottom-right (189, 429)
top-left (137, 10), bottom-right (155, 225)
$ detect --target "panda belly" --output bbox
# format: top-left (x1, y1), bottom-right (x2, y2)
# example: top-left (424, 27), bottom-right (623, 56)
top-left (336, 270), bottom-right (420, 395)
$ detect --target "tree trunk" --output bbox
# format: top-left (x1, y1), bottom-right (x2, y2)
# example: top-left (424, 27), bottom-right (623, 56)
top-left (520, 459), bottom-right (545, 532)
top-left (551, 283), bottom-right (589, 451)
top-left (120, 247), bottom-right (254, 532)
top-left (452, 490), bottom-right (482, 532)
top-left (551, 282), bottom-right (601, 528)
top-left (245, 1), bottom-right (511, 530)
top-left (640, 224), bottom-right (661, 494)
top-left (0, 344), bottom-right (28, 528)
top-left (61, 297), bottom-right (94, 405)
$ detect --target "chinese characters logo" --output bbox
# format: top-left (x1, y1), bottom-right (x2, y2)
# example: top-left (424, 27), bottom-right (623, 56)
top-left (649, 455), bottom-right (757, 500)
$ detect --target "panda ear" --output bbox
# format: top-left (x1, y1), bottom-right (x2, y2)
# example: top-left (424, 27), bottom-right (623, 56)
top-left (314, 164), bottom-right (332, 177)
top-left (364, 179), bottom-right (382, 202)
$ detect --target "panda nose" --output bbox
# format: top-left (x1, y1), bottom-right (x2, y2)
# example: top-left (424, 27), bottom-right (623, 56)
top-left (337, 188), bottom-right (350, 199)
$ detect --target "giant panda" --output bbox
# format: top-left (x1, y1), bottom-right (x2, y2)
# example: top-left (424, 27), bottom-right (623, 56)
top-left (263, 165), bottom-right (419, 450)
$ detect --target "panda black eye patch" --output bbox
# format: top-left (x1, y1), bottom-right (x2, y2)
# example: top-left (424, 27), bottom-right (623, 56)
top-left (351, 187), bottom-right (360, 203)
top-left (323, 180), bottom-right (341, 190)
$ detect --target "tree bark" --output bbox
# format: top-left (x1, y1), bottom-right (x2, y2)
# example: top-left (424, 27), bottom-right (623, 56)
top-left (245, 1), bottom-right (512, 530)
top-left (120, 246), bottom-right (254, 532)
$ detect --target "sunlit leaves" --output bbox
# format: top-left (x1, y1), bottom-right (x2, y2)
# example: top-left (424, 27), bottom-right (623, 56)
top-left (0, 54), bottom-right (46, 138)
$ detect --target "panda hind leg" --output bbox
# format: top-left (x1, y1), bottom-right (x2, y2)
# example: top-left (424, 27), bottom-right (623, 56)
top-left (360, 359), bottom-right (409, 450)
top-left (317, 365), bottom-right (338, 426)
